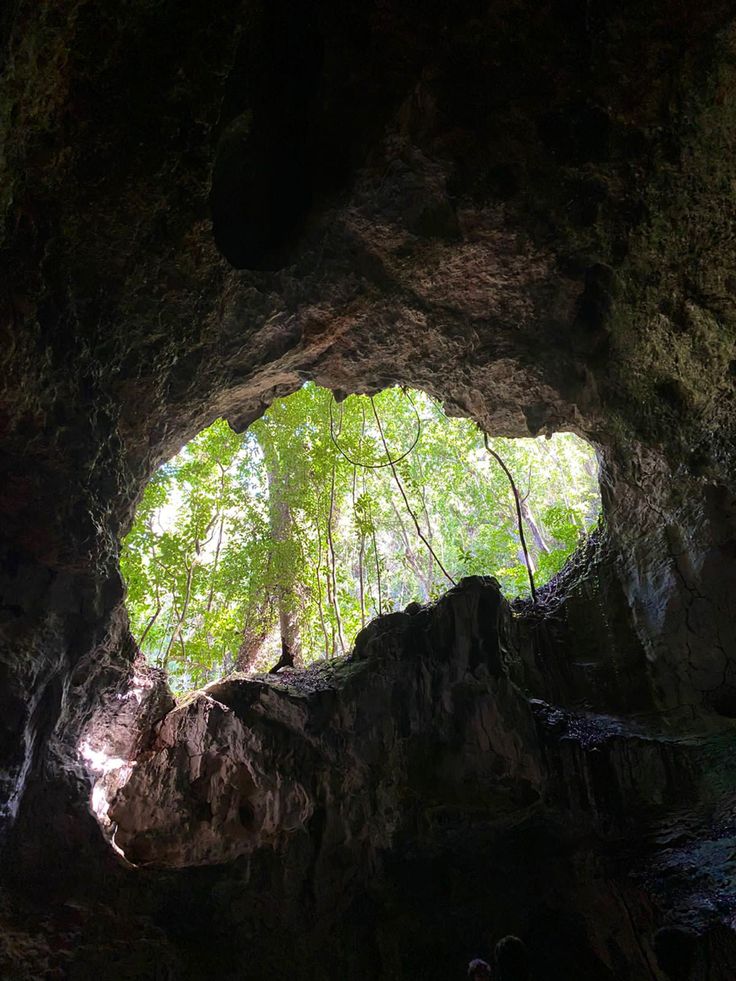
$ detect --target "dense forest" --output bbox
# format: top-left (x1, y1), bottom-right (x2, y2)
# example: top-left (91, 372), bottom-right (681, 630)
top-left (121, 385), bottom-right (600, 692)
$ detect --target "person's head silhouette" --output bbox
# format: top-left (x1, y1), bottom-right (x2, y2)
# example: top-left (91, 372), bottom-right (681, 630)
top-left (495, 935), bottom-right (530, 981)
top-left (467, 958), bottom-right (492, 980)
top-left (653, 926), bottom-right (696, 981)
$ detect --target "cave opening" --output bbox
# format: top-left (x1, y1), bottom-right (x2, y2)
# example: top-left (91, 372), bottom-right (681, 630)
top-left (120, 383), bottom-right (601, 695)
top-left (5, 0), bottom-right (736, 974)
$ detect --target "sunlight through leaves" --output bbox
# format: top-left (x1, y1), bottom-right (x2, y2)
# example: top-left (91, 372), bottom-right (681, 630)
top-left (121, 384), bottom-right (601, 692)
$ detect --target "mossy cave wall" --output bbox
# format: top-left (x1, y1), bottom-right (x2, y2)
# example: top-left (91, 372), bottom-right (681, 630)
top-left (2, 1), bottom-right (736, 977)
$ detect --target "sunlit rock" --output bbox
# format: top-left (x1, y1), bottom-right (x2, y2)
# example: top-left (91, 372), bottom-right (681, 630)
top-left (110, 694), bottom-right (313, 867)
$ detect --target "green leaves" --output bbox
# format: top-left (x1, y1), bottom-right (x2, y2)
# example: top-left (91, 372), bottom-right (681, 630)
top-left (121, 384), bottom-right (601, 693)
top-left (353, 492), bottom-right (377, 537)
top-left (541, 504), bottom-right (582, 552)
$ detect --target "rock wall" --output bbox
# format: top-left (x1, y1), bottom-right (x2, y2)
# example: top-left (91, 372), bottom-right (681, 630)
top-left (2, 1), bottom-right (736, 978)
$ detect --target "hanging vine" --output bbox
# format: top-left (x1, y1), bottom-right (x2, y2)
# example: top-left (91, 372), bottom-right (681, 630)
top-left (482, 433), bottom-right (537, 602)
top-left (370, 395), bottom-right (456, 588)
top-left (329, 389), bottom-right (421, 468)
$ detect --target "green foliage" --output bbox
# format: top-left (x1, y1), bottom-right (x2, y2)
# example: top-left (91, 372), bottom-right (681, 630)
top-left (120, 384), bottom-right (601, 693)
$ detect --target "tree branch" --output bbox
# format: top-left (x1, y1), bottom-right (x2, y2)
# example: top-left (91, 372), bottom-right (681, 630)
top-left (483, 434), bottom-right (537, 601)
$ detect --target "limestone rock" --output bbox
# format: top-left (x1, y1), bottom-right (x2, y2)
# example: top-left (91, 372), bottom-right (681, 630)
top-left (110, 694), bottom-right (313, 867)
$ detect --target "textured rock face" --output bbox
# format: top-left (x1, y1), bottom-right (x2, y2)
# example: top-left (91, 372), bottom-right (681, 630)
top-left (2, 0), bottom-right (736, 977)
top-left (110, 693), bottom-right (314, 867)
top-left (105, 581), bottom-right (540, 870)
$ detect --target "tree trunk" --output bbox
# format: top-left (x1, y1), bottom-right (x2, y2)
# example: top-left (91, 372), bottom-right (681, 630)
top-left (235, 628), bottom-right (269, 672)
top-left (314, 503), bottom-right (331, 657)
top-left (138, 598), bottom-right (161, 649)
top-left (327, 460), bottom-right (346, 654)
top-left (371, 396), bottom-right (455, 588)
top-left (161, 561), bottom-right (194, 669)
top-left (388, 494), bottom-right (432, 601)
top-left (265, 453), bottom-right (303, 667)
top-left (520, 499), bottom-right (550, 555)
top-left (351, 467), bottom-right (366, 628)
top-left (205, 514), bottom-right (226, 613)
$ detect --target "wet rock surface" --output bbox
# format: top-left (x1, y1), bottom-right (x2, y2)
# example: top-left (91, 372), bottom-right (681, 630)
top-left (2, 0), bottom-right (736, 977)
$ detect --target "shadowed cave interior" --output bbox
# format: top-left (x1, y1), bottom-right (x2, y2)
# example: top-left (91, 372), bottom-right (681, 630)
top-left (2, 1), bottom-right (736, 979)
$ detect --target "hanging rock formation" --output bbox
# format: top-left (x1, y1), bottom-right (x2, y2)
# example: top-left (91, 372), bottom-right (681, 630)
top-left (2, 0), bottom-right (736, 977)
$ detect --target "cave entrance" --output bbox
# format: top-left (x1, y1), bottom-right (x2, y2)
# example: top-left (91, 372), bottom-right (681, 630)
top-left (121, 384), bottom-right (600, 693)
